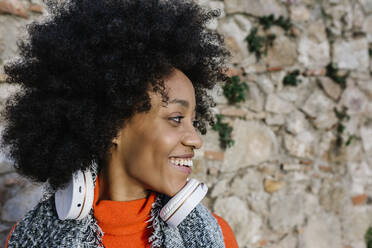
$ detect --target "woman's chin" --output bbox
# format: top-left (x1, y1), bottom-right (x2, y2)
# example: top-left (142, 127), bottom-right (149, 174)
top-left (163, 180), bottom-right (188, 197)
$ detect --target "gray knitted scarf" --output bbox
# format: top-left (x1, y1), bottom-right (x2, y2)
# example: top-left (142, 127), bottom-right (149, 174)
top-left (7, 164), bottom-right (225, 248)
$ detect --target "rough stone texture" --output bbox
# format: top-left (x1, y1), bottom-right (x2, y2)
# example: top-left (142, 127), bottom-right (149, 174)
top-left (363, 14), bottom-right (372, 42)
top-left (333, 38), bottom-right (369, 71)
top-left (222, 120), bottom-right (278, 172)
top-left (217, 15), bottom-right (251, 63)
top-left (360, 0), bottom-right (372, 14)
top-left (340, 86), bottom-right (369, 115)
top-left (285, 110), bottom-right (309, 135)
top-left (269, 191), bottom-right (310, 233)
top-left (318, 77), bottom-right (342, 101)
top-left (284, 131), bottom-right (316, 159)
top-left (0, 0), bottom-right (28, 18)
top-left (300, 211), bottom-right (342, 248)
top-left (214, 196), bottom-right (262, 246)
top-left (268, 234), bottom-right (297, 248)
top-left (1, 1), bottom-right (372, 247)
top-left (265, 94), bottom-right (294, 114)
top-left (265, 35), bottom-right (297, 67)
top-left (301, 89), bottom-right (336, 118)
top-left (298, 19), bottom-right (330, 68)
top-left (224, 0), bottom-right (287, 17)
top-left (361, 124), bottom-right (372, 154)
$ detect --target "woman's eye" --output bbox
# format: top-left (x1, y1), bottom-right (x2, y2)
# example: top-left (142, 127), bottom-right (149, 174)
top-left (170, 116), bottom-right (184, 123)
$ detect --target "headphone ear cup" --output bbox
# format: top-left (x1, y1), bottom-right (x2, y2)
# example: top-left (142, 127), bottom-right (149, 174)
top-left (160, 179), bottom-right (208, 228)
top-left (55, 169), bottom-right (94, 220)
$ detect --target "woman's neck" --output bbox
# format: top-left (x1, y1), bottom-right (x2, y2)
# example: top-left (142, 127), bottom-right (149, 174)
top-left (98, 162), bottom-right (149, 202)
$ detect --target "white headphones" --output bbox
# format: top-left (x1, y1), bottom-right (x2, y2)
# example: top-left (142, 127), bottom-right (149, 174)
top-left (55, 170), bottom-right (208, 227)
top-left (55, 169), bottom-right (94, 220)
top-left (159, 178), bottom-right (208, 227)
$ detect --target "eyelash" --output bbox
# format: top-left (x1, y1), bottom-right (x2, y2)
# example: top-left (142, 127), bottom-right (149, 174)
top-left (170, 116), bottom-right (199, 127)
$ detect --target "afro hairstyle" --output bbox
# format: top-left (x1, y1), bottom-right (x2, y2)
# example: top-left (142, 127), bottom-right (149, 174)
top-left (1, 0), bottom-right (230, 190)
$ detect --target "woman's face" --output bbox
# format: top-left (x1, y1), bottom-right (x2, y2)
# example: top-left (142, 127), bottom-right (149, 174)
top-left (112, 69), bottom-right (203, 197)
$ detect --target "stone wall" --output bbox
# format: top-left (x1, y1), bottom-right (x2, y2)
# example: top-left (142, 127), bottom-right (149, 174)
top-left (0, 0), bottom-right (372, 247)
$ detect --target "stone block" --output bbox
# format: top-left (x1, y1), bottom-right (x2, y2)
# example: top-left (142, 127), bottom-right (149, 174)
top-left (217, 15), bottom-right (251, 62)
top-left (268, 234), bottom-right (297, 248)
top-left (265, 113), bottom-right (285, 126)
top-left (284, 131), bottom-right (316, 159)
top-left (211, 179), bottom-right (229, 197)
top-left (265, 94), bottom-right (294, 114)
top-left (312, 111), bottom-right (338, 130)
top-left (245, 82), bottom-right (264, 112)
top-left (0, 0), bottom-right (28, 18)
top-left (333, 38), bottom-right (369, 71)
top-left (214, 196), bottom-right (262, 246)
top-left (360, 0), bottom-right (372, 13)
top-left (285, 110), bottom-right (309, 135)
top-left (318, 77), bottom-right (342, 101)
top-left (340, 86), bottom-right (369, 115)
top-left (290, 5), bottom-right (310, 22)
top-left (361, 125), bottom-right (372, 154)
top-left (298, 37), bottom-right (330, 68)
top-left (341, 205), bottom-right (372, 245)
top-left (301, 89), bottom-right (335, 118)
top-left (256, 75), bottom-right (274, 95)
top-left (29, 3), bottom-right (42, 13)
top-left (351, 194), bottom-right (368, 206)
top-left (307, 19), bottom-right (328, 43)
top-left (225, 0), bottom-right (287, 17)
top-left (222, 120), bottom-right (278, 172)
top-left (264, 179), bottom-right (285, 193)
top-left (319, 182), bottom-right (346, 213)
top-left (219, 106), bottom-right (248, 118)
top-left (347, 162), bottom-right (372, 195)
top-left (265, 35), bottom-right (297, 67)
top-left (269, 192), bottom-right (308, 232)
top-left (363, 14), bottom-right (372, 42)
top-left (357, 79), bottom-right (372, 100)
top-left (204, 150), bottom-right (224, 161)
top-left (299, 211), bottom-right (342, 248)
top-left (231, 170), bottom-right (264, 197)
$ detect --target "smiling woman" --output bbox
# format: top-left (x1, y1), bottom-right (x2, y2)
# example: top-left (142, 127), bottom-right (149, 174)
top-left (2, 0), bottom-right (237, 247)
top-left (101, 69), bottom-right (202, 201)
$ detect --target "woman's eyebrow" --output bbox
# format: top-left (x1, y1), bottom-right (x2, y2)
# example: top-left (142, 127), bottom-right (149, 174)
top-left (169, 98), bottom-right (189, 108)
top-left (168, 98), bottom-right (196, 112)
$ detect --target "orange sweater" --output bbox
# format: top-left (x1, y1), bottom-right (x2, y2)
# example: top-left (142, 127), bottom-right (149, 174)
top-left (5, 177), bottom-right (238, 248)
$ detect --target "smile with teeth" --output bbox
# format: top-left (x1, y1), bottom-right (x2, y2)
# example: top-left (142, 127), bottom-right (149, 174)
top-left (169, 158), bottom-right (193, 168)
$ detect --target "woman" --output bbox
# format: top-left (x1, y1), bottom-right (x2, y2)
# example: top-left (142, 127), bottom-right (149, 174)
top-left (3, 0), bottom-right (237, 247)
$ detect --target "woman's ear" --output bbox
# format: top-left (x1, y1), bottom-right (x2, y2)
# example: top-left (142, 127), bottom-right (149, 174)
top-left (112, 130), bottom-right (122, 147)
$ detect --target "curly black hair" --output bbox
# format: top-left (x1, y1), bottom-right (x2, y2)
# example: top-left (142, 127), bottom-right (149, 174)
top-left (1, 0), bottom-right (230, 190)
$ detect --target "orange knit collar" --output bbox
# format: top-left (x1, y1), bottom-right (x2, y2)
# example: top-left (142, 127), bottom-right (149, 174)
top-left (93, 175), bottom-right (156, 235)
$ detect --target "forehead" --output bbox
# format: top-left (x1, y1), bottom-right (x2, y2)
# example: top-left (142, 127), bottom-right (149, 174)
top-left (163, 69), bottom-right (195, 100)
top-left (150, 69), bottom-right (196, 110)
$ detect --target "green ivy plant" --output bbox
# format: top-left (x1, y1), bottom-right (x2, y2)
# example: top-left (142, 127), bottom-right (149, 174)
top-left (283, 70), bottom-right (302, 86)
top-left (259, 14), bottom-right (293, 33)
top-left (245, 14), bottom-right (293, 61)
top-left (334, 106), bottom-right (350, 148)
top-left (326, 63), bottom-right (349, 89)
top-left (222, 76), bottom-right (249, 104)
top-left (212, 114), bottom-right (235, 149)
top-left (365, 227), bottom-right (372, 248)
top-left (245, 27), bottom-right (276, 61)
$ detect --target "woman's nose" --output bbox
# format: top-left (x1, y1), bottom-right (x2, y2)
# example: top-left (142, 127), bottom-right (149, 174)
top-left (182, 124), bottom-right (203, 149)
